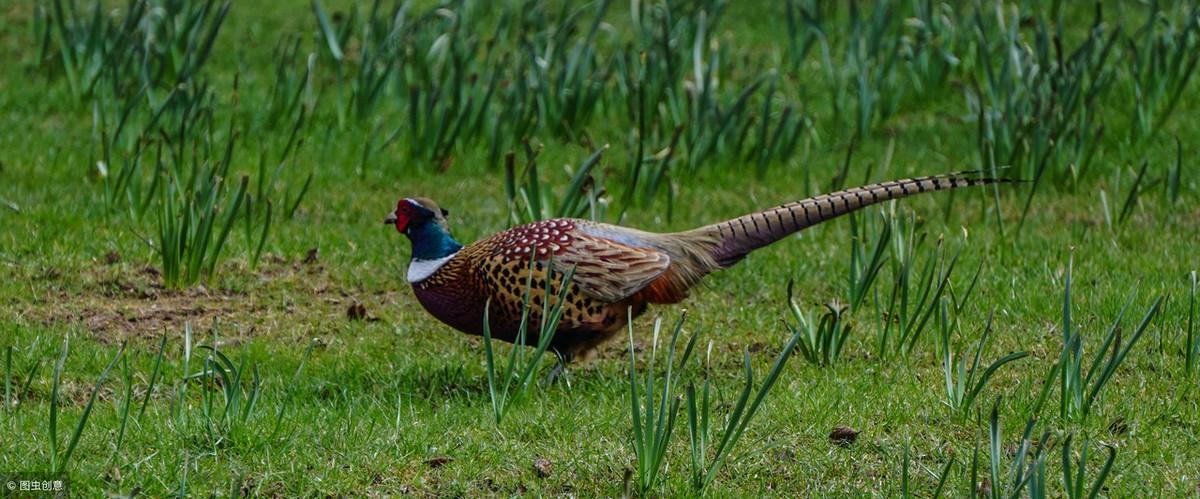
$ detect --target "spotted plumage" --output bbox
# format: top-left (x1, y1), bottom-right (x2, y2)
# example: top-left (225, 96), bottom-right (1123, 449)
top-left (387, 173), bottom-right (1015, 364)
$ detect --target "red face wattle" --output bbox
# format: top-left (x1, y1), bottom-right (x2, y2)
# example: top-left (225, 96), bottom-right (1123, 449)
top-left (387, 199), bottom-right (416, 233)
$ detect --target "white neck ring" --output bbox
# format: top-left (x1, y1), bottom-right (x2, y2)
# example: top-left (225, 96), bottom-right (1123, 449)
top-left (407, 252), bottom-right (458, 283)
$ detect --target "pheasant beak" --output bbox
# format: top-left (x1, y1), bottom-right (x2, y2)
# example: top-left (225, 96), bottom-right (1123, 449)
top-left (384, 212), bottom-right (398, 225)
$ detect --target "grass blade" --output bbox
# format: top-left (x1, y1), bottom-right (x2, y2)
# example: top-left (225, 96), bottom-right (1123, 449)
top-left (62, 342), bottom-right (126, 470)
top-left (312, 0), bottom-right (344, 61)
top-left (140, 332), bottom-right (168, 420)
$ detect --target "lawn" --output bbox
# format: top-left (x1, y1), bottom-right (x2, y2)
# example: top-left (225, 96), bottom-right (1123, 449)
top-left (1, 0), bottom-right (1198, 496)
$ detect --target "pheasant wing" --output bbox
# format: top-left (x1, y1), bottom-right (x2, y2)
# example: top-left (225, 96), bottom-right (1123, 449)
top-left (551, 233), bottom-right (671, 303)
top-left (483, 219), bottom-right (672, 303)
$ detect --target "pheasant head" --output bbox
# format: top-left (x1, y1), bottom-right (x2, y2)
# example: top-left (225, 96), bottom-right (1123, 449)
top-left (385, 197), bottom-right (462, 263)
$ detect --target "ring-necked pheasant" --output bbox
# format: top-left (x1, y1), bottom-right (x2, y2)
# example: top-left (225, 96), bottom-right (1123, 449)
top-left (387, 173), bottom-right (1010, 366)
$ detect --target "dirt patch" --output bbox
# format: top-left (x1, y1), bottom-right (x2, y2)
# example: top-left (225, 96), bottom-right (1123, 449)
top-left (32, 278), bottom-right (256, 343)
top-left (27, 254), bottom-right (394, 342)
top-left (72, 291), bottom-right (241, 341)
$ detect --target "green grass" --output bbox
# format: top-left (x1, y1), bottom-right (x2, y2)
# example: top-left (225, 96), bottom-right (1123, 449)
top-left (2, 0), bottom-right (1200, 496)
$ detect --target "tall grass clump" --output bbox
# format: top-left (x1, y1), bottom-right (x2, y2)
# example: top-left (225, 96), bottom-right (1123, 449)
top-left (156, 167), bottom-right (247, 288)
top-left (782, 1), bottom-right (975, 137)
top-left (830, 2), bottom-right (905, 138)
top-left (1126, 3), bottom-right (1200, 142)
top-left (969, 2), bottom-right (1117, 230)
top-left (245, 90), bottom-right (315, 267)
top-left (614, 85), bottom-right (684, 222)
top-left (152, 89), bottom-right (249, 288)
top-left (311, 0), bottom-right (503, 163)
top-left (481, 259), bottom-right (578, 424)
top-left (898, 439), bottom-right (954, 498)
top-left (38, 2), bottom-right (304, 283)
top-left (938, 309), bottom-right (1027, 415)
top-left (1058, 254), bottom-right (1164, 422)
top-left (627, 312), bottom-right (697, 496)
top-left (1025, 433), bottom-right (1117, 499)
top-left (898, 1), bottom-right (966, 102)
top-left (877, 209), bottom-right (975, 358)
top-left (624, 309), bottom-right (804, 494)
top-left (107, 79), bottom-right (303, 287)
top-left (306, 0), bottom-right (810, 174)
top-left (975, 396), bottom-right (1119, 498)
top-left (845, 211), bottom-right (890, 312)
top-left (685, 321), bottom-right (802, 491)
top-left (618, 0), bottom-right (810, 172)
top-left (786, 283), bottom-right (852, 368)
top-left (159, 323), bottom-right (290, 448)
top-left (36, 0), bottom-right (231, 99)
top-left (1057, 434), bottom-right (1117, 499)
top-left (187, 342), bottom-right (264, 444)
top-left (974, 396), bottom-right (1047, 498)
top-left (258, 35), bottom-right (317, 129)
top-left (504, 144), bottom-right (609, 224)
top-left (518, 0), bottom-right (615, 139)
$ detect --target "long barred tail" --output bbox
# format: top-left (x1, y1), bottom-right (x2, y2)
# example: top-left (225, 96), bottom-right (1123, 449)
top-left (691, 173), bottom-right (1017, 267)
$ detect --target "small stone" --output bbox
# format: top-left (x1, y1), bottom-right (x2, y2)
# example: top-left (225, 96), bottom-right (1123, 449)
top-left (533, 458), bottom-right (552, 478)
top-left (829, 426), bottom-right (859, 447)
top-left (775, 447), bottom-right (796, 463)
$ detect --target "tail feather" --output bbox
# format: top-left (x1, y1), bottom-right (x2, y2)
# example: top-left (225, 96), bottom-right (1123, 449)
top-left (690, 173), bottom-right (1017, 267)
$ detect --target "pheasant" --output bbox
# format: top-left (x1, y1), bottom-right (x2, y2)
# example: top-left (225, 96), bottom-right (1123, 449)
top-left (386, 173), bottom-right (1010, 367)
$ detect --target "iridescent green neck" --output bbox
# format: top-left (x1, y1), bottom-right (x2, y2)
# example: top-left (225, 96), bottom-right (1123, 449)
top-left (407, 222), bottom-right (462, 260)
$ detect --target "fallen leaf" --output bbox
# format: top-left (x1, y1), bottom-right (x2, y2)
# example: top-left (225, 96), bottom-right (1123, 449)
top-left (533, 458), bottom-right (552, 478)
top-left (438, 154), bottom-right (455, 172)
top-left (829, 426), bottom-right (859, 447)
top-left (347, 303), bottom-right (368, 321)
top-left (1108, 417), bottom-right (1129, 436)
top-left (977, 478), bottom-right (992, 498)
top-left (425, 456), bottom-right (453, 469)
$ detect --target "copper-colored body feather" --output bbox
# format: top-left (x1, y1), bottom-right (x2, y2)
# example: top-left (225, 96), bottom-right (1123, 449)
top-left (404, 173), bottom-right (1012, 363)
